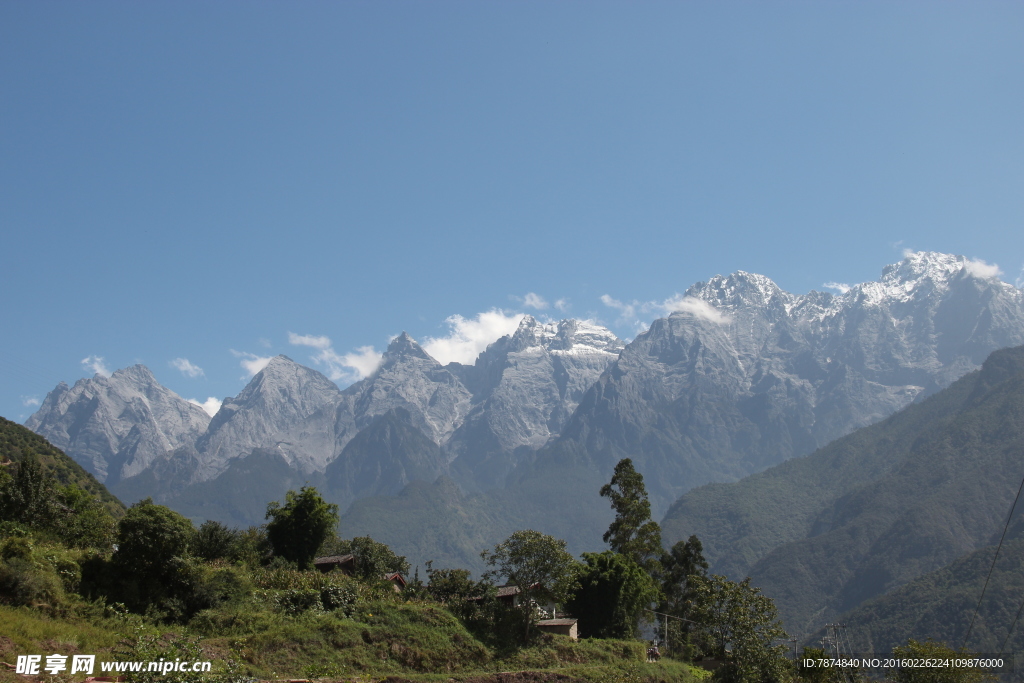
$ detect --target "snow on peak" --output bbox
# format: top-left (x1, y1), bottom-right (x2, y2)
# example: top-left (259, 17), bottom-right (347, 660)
top-left (509, 316), bottom-right (623, 355)
top-left (852, 251), bottom-right (1005, 307)
top-left (685, 271), bottom-right (792, 311)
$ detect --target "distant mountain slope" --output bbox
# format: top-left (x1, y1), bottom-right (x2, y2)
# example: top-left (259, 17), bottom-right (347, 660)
top-left (813, 529), bottom-right (1024, 656)
top-left (0, 416), bottom-right (124, 516)
top-left (663, 344), bottom-right (1024, 638)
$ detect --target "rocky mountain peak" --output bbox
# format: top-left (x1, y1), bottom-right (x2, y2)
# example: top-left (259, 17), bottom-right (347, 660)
top-left (686, 270), bottom-right (792, 311)
top-left (383, 332), bottom-right (433, 363)
top-left (851, 251), bottom-right (1017, 308)
top-left (25, 364), bottom-right (211, 483)
top-left (110, 364), bottom-right (159, 385)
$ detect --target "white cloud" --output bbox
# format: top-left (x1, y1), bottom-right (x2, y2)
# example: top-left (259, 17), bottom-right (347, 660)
top-left (170, 357), bottom-right (205, 378)
top-left (230, 350), bottom-right (273, 377)
top-left (963, 258), bottom-right (1002, 280)
top-left (21, 396), bottom-right (40, 407)
top-left (822, 282), bottom-right (852, 294)
top-left (188, 397), bottom-right (223, 417)
top-left (601, 293), bottom-right (730, 328)
top-left (1016, 265), bottom-right (1024, 289)
top-left (287, 332), bottom-right (331, 350)
top-left (600, 295), bottom-right (637, 323)
top-left (423, 310), bottom-right (525, 365)
top-left (554, 298), bottom-right (570, 312)
top-left (522, 292), bottom-right (549, 310)
top-left (81, 355), bottom-right (111, 378)
top-left (288, 332), bottom-right (383, 384)
top-left (659, 295), bottom-right (732, 324)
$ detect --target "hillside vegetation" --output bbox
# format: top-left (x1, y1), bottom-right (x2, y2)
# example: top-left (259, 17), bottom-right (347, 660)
top-left (1, 425), bottom-right (720, 683)
top-left (662, 345), bottom-right (1024, 638)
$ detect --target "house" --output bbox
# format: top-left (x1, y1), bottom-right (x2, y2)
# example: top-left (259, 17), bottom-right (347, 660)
top-left (384, 571), bottom-right (407, 592)
top-left (536, 618), bottom-right (578, 641)
top-left (312, 554), bottom-right (356, 574)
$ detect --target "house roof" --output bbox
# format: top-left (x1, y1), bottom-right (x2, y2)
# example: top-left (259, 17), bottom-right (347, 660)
top-left (384, 572), bottom-right (407, 587)
top-left (537, 618), bottom-right (578, 627)
top-left (495, 585), bottom-right (521, 598)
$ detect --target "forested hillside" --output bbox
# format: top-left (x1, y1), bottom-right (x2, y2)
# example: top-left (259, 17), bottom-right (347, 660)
top-left (662, 344), bottom-right (1024, 638)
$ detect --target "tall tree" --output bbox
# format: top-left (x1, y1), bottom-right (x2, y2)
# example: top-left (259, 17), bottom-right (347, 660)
top-left (481, 529), bottom-right (580, 641)
top-left (266, 486), bottom-right (339, 570)
top-left (660, 534), bottom-right (709, 657)
top-left (600, 458), bottom-right (663, 573)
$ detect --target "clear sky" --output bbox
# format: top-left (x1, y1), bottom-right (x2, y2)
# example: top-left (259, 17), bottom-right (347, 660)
top-left (2, 1), bottom-right (1023, 421)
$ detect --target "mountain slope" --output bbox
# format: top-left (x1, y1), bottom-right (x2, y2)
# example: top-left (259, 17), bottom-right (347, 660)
top-left (25, 365), bottom-right (210, 483)
top-left (812, 528), bottom-right (1024, 656)
top-left (663, 344), bottom-right (1024, 638)
top-left (0, 416), bottom-right (124, 515)
top-left (446, 316), bottom-right (623, 489)
top-left (194, 355), bottom-right (342, 479)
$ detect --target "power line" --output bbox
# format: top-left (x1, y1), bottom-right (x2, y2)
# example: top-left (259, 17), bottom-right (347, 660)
top-left (962, 469), bottom-right (1024, 651)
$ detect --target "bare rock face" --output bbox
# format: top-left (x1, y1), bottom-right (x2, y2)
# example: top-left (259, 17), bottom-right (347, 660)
top-left (325, 407), bottom-right (447, 510)
top-left (192, 355), bottom-right (344, 479)
top-left (547, 251), bottom-right (1024, 514)
top-left (335, 332), bottom-right (474, 452)
top-left (446, 316), bottom-right (624, 488)
top-left (25, 365), bottom-right (210, 483)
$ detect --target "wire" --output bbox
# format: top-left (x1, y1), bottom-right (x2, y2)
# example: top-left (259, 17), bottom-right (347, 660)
top-left (962, 470), bottom-right (1024, 651)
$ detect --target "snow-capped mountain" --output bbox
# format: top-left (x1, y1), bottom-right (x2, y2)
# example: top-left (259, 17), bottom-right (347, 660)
top-left (24, 365), bottom-right (210, 483)
top-left (24, 252), bottom-right (1024, 543)
top-left (336, 332), bottom-right (473, 449)
top-left (446, 316), bottom-right (624, 487)
top-left (546, 251), bottom-right (1024, 512)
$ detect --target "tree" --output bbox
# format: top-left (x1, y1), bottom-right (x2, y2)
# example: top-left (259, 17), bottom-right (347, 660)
top-left (600, 458), bottom-right (663, 573)
top-left (114, 498), bottom-right (195, 581)
top-left (481, 529), bottom-right (580, 641)
top-left (660, 535), bottom-right (709, 656)
top-left (193, 520), bottom-right (239, 561)
top-left (689, 574), bottom-right (789, 683)
top-left (333, 535), bottom-right (410, 579)
top-left (265, 486), bottom-right (339, 570)
top-left (0, 450), bottom-right (58, 529)
top-left (565, 550), bottom-right (660, 639)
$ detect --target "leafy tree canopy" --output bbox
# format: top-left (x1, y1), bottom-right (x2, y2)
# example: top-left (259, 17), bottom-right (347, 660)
top-left (330, 535), bottom-right (410, 579)
top-left (565, 550), bottom-right (660, 639)
top-left (662, 534), bottom-right (709, 615)
top-left (600, 458), bottom-right (663, 573)
top-left (690, 574), bottom-right (789, 683)
top-left (114, 498), bottom-right (195, 581)
top-left (266, 486), bottom-right (339, 570)
top-left (481, 529), bottom-right (580, 640)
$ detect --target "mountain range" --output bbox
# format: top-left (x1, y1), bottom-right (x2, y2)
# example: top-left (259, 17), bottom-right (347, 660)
top-left (24, 251), bottom-right (1024, 578)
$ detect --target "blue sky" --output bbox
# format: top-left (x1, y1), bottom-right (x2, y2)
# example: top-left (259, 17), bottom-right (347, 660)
top-left (2, 1), bottom-right (1023, 421)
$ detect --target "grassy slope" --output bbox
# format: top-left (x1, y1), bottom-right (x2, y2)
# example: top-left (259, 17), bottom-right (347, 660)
top-left (0, 416), bottom-right (124, 516)
top-left (0, 602), bottom-right (702, 683)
